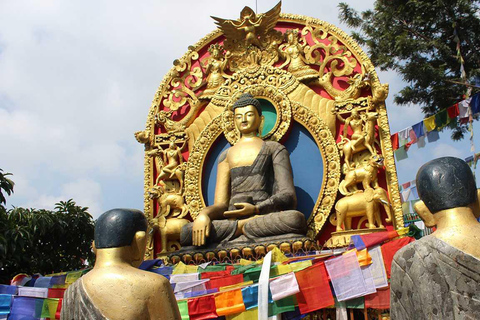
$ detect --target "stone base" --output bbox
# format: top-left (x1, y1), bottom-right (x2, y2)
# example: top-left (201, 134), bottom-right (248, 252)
top-left (325, 228), bottom-right (387, 248)
top-left (164, 234), bottom-right (317, 264)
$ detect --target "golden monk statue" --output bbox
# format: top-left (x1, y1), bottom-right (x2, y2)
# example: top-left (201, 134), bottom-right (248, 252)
top-left (61, 209), bottom-right (180, 320)
top-left (180, 93), bottom-right (307, 247)
top-left (390, 157), bottom-right (480, 320)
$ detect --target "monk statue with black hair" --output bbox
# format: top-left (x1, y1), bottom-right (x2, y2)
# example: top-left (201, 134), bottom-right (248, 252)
top-left (180, 92), bottom-right (307, 247)
top-left (391, 157), bottom-right (480, 320)
top-left (61, 208), bottom-right (180, 320)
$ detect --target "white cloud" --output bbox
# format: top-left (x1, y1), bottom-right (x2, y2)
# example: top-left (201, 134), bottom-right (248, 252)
top-left (2, 0), bottom-right (477, 216)
top-left (432, 143), bottom-right (464, 159)
top-left (20, 178), bottom-right (103, 219)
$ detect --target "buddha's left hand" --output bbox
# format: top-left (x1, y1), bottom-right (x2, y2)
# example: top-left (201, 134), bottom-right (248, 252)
top-left (224, 202), bottom-right (259, 218)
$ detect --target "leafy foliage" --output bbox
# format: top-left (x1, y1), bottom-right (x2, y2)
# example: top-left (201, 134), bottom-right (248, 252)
top-left (338, 0), bottom-right (480, 140)
top-left (0, 169), bottom-right (14, 205)
top-left (0, 171), bottom-right (95, 284)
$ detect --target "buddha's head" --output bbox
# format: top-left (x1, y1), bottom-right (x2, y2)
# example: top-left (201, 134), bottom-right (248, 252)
top-left (232, 93), bottom-right (264, 137)
top-left (94, 208), bottom-right (148, 267)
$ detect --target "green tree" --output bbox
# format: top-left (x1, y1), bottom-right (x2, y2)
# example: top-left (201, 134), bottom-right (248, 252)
top-left (338, 0), bottom-right (480, 139)
top-left (0, 169), bottom-right (14, 205)
top-left (0, 170), bottom-right (95, 284)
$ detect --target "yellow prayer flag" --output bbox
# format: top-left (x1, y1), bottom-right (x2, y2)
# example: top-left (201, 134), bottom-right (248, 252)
top-left (172, 262), bottom-right (198, 275)
top-left (273, 264), bottom-right (292, 276)
top-left (219, 281), bottom-right (253, 292)
top-left (226, 308), bottom-right (258, 320)
top-left (41, 298), bottom-right (59, 319)
top-left (423, 115), bottom-right (436, 132)
top-left (357, 249), bottom-right (372, 266)
top-left (239, 259), bottom-right (255, 266)
top-left (52, 284), bottom-right (68, 289)
top-left (289, 260), bottom-right (312, 272)
top-left (65, 271), bottom-right (82, 285)
top-left (270, 247), bottom-right (288, 263)
top-left (397, 227), bottom-right (409, 236)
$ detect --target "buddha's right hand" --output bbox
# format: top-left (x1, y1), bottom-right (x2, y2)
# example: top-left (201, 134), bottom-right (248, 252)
top-left (192, 213), bottom-right (211, 246)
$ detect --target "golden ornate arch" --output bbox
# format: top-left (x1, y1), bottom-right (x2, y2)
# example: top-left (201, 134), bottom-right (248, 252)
top-left (137, 7), bottom-right (403, 259)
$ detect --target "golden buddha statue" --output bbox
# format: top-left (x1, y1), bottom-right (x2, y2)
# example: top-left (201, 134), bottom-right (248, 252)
top-left (180, 93), bottom-right (307, 247)
top-left (390, 157), bottom-right (480, 319)
top-left (61, 209), bottom-right (180, 320)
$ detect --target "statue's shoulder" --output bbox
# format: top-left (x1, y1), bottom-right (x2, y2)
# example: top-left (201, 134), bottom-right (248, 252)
top-left (218, 148), bottom-right (230, 163)
top-left (394, 236), bottom-right (437, 270)
top-left (264, 140), bottom-right (286, 152)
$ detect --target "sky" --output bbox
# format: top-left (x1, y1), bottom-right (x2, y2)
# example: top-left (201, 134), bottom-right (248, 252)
top-left (1, 0), bottom-right (478, 219)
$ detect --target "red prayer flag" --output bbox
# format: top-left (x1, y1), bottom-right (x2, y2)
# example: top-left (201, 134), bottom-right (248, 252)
top-left (188, 295), bottom-right (218, 320)
top-left (381, 237), bottom-right (415, 278)
top-left (447, 104), bottom-right (460, 119)
top-left (295, 262), bottom-right (334, 314)
top-left (205, 274), bottom-right (243, 290)
top-left (364, 287), bottom-right (390, 309)
top-left (55, 299), bottom-right (63, 319)
top-left (391, 133), bottom-right (399, 151)
top-left (200, 270), bottom-right (232, 279)
top-left (48, 288), bottom-right (66, 299)
top-left (360, 230), bottom-right (399, 249)
top-left (402, 182), bottom-right (411, 189)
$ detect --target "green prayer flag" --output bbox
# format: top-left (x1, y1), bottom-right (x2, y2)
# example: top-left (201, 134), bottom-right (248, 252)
top-left (231, 264), bottom-right (257, 275)
top-left (411, 200), bottom-right (421, 214)
top-left (177, 300), bottom-right (189, 320)
top-left (268, 296), bottom-right (295, 316)
top-left (34, 298), bottom-right (45, 318)
top-left (435, 109), bottom-right (449, 129)
top-left (199, 265), bottom-right (226, 273)
top-left (41, 298), bottom-right (59, 319)
top-left (394, 147), bottom-right (408, 161)
top-left (344, 297), bottom-right (365, 309)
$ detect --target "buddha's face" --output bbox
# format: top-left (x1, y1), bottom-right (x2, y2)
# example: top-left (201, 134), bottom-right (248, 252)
top-left (234, 105), bottom-right (261, 136)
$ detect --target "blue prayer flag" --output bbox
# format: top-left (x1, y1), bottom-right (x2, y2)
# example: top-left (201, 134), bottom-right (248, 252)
top-left (241, 284), bottom-right (259, 310)
top-left (0, 294), bottom-right (12, 316)
top-left (351, 235), bottom-right (366, 251)
top-left (0, 285), bottom-right (16, 295)
top-left (9, 297), bottom-right (37, 319)
top-left (427, 130), bottom-right (440, 143)
top-left (33, 277), bottom-right (52, 288)
top-left (471, 93), bottom-right (480, 115)
top-left (412, 122), bottom-right (425, 138)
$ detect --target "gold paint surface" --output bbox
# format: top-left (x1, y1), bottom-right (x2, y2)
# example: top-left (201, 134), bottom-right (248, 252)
top-left (137, 4), bottom-right (402, 258)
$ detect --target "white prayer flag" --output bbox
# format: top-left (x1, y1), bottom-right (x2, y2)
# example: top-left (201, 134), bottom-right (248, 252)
top-left (173, 279), bottom-right (209, 293)
top-left (258, 250), bottom-right (272, 320)
top-left (365, 246), bottom-right (388, 289)
top-left (169, 272), bottom-right (199, 284)
top-left (269, 272), bottom-right (300, 301)
top-left (325, 251), bottom-right (368, 301)
top-left (360, 266), bottom-right (377, 295)
top-left (18, 287), bottom-right (48, 298)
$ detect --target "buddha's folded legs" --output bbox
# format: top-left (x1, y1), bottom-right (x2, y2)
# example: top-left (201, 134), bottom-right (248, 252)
top-left (180, 210), bottom-right (306, 246)
top-left (243, 210), bottom-right (307, 239)
top-left (180, 220), bottom-right (238, 246)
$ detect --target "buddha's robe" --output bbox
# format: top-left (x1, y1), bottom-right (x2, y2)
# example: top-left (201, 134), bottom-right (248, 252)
top-left (61, 278), bottom-right (106, 320)
top-left (180, 141), bottom-right (306, 245)
top-left (390, 235), bottom-right (480, 320)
